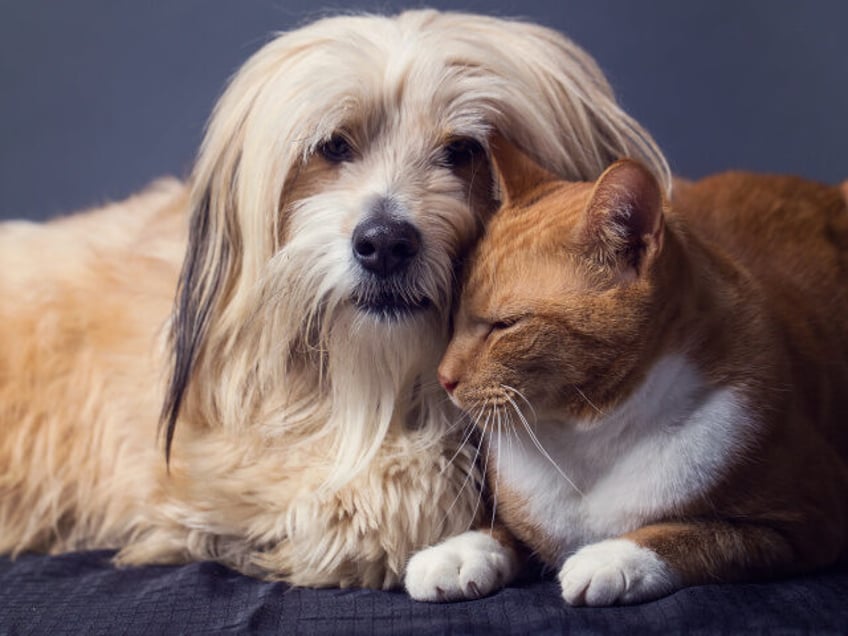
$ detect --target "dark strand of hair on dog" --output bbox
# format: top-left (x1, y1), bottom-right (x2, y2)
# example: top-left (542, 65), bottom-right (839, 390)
top-left (160, 185), bottom-right (233, 465)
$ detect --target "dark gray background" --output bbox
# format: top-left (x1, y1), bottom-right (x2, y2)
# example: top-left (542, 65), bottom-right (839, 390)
top-left (1, 0), bottom-right (846, 221)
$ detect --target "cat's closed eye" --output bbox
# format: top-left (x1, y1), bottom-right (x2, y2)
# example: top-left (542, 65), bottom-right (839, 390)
top-left (489, 316), bottom-right (523, 333)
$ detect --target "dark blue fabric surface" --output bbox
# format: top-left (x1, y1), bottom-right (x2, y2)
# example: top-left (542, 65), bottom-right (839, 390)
top-left (1, 551), bottom-right (846, 634)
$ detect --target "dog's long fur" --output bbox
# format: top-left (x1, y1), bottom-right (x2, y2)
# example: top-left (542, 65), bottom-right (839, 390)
top-left (0, 10), bottom-right (669, 588)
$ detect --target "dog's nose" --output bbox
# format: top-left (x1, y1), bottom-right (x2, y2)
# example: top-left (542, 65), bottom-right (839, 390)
top-left (352, 216), bottom-right (421, 277)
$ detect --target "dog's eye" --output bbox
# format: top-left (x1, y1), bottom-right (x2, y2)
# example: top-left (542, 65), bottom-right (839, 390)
top-left (443, 138), bottom-right (484, 168)
top-left (320, 135), bottom-right (354, 163)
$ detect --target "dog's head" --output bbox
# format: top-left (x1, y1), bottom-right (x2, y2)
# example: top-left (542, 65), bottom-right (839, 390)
top-left (161, 10), bottom-right (670, 486)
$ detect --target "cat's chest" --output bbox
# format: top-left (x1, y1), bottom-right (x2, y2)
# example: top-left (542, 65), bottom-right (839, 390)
top-left (489, 354), bottom-right (755, 566)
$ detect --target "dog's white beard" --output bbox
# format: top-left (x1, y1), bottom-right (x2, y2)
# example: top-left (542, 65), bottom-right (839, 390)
top-left (323, 307), bottom-right (447, 489)
top-left (227, 222), bottom-right (451, 493)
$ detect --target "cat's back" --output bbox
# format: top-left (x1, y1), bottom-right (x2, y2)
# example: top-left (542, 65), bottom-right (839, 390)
top-left (674, 172), bottom-right (848, 452)
top-left (673, 172), bottom-right (848, 314)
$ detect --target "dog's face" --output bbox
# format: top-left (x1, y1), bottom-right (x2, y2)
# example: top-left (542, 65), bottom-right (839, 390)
top-left (277, 105), bottom-right (494, 328)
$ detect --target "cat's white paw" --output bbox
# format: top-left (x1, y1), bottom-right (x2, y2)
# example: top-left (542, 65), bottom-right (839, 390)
top-left (559, 539), bottom-right (676, 606)
top-left (405, 530), bottom-right (519, 602)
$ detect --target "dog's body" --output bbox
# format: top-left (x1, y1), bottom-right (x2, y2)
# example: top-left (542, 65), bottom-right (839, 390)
top-left (0, 10), bottom-right (668, 590)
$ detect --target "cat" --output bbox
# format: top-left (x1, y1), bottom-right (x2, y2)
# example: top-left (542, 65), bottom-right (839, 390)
top-left (424, 139), bottom-right (848, 606)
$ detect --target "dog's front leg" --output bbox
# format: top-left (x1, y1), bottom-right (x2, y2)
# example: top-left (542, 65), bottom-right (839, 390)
top-left (404, 525), bottom-right (522, 601)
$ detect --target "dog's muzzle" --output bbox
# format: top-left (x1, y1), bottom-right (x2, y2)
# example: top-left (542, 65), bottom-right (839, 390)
top-left (350, 209), bottom-right (431, 320)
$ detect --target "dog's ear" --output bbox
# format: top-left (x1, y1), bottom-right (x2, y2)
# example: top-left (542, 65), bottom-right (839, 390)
top-left (489, 133), bottom-right (559, 206)
top-left (161, 177), bottom-right (238, 464)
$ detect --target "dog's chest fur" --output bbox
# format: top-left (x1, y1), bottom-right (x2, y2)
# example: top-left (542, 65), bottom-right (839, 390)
top-left (490, 354), bottom-right (754, 566)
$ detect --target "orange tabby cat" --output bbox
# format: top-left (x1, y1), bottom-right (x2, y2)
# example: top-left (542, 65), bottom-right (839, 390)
top-left (429, 142), bottom-right (848, 606)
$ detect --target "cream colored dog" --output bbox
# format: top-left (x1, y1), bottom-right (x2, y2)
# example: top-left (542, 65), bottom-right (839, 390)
top-left (0, 10), bottom-right (668, 597)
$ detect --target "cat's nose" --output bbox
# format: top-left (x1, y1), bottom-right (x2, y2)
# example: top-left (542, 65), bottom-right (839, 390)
top-left (438, 372), bottom-right (458, 394)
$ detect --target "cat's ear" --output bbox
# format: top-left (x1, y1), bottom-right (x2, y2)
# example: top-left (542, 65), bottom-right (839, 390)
top-left (580, 159), bottom-right (666, 280)
top-left (489, 133), bottom-right (558, 206)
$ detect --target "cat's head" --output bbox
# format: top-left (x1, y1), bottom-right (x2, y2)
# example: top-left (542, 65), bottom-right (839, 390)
top-left (438, 139), bottom-right (668, 426)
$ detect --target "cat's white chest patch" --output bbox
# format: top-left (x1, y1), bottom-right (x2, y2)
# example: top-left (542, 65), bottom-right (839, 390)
top-left (490, 354), bottom-right (755, 565)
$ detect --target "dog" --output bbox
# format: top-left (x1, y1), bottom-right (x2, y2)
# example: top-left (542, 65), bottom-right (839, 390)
top-left (0, 10), bottom-right (669, 593)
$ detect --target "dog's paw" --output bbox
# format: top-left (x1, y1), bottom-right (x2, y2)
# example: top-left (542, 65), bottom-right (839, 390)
top-left (559, 539), bottom-right (676, 606)
top-left (405, 530), bottom-right (519, 602)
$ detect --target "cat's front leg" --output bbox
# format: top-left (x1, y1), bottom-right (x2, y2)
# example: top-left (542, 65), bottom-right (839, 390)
top-left (405, 527), bottom-right (522, 601)
top-left (559, 520), bottom-right (798, 606)
top-left (559, 537), bottom-right (677, 606)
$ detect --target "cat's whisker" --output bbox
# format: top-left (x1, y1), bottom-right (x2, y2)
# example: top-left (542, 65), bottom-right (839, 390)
top-left (508, 408), bottom-right (520, 466)
top-left (490, 407), bottom-right (503, 532)
top-left (498, 405), bottom-right (520, 472)
top-left (439, 413), bottom-right (479, 476)
top-left (502, 390), bottom-right (585, 498)
top-left (436, 405), bottom-right (476, 446)
top-left (471, 414), bottom-right (493, 532)
top-left (504, 408), bottom-right (515, 469)
top-left (573, 384), bottom-right (605, 416)
top-left (501, 384), bottom-right (537, 422)
top-left (438, 401), bottom-right (491, 534)
top-left (417, 378), bottom-right (447, 393)
top-left (437, 395), bottom-right (469, 430)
